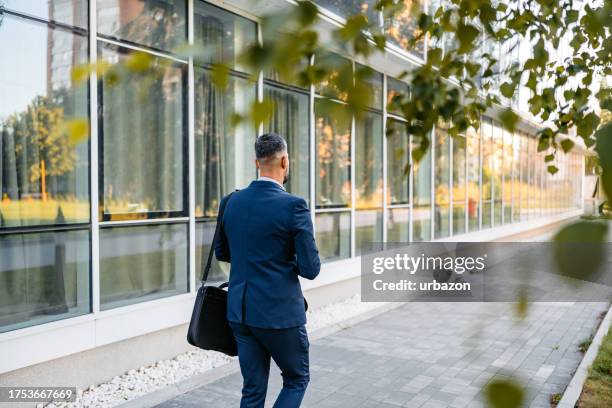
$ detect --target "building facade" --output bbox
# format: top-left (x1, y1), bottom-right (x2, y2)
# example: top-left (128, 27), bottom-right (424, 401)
top-left (0, 0), bottom-right (584, 383)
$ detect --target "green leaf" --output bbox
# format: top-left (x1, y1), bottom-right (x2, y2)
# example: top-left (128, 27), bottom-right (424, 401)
top-left (560, 139), bottom-right (575, 153)
top-left (577, 112), bottom-right (601, 139)
top-left (456, 22), bottom-right (480, 54)
top-left (61, 118), bottom-right (90, 145)
top-left (372, 34), bottom-right (386, 50)
top-left (125, 51), bottom-right (153, 72)
top-left (547, 165), bottom-right (558, 175)
top-left (250, 99), bottom-right (275, 129)
top-left (428, 47), bottom-right (443, 65)
top-left (485, 379), bottom-right (524, 408)
top-left (515, 289), bottom-right (529, 319)
top-left (210, 63), bottom-right (230, 90)
top-left (500, 82), bottom-right (516, 99)
top-left (544, 154), bottom-right (554, 162)
top-left (553, 221), bottom-right (609, 281)
top-left (595, 122), bottom-right (612, 199)
top-left (499, 108), bottom-right (519, 132)
top-left (338, 15), bottom-right (369, 41)
top-left (537, 136), bottom-right (550, 152)
top-left (71, 64), bottom-right (91, 84)
top-left (295, 0), bottom-right (319, 26)
top-left (452, 135), bottom-right (466, 149)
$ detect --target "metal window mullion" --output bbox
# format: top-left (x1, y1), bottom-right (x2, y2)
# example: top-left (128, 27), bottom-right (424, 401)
top-left (257, 22), bottom-right (264, 140)
top-left (350, 111), bottom-right (356, 257)
top-left (490, 122), bottom-right (494, 226)
top-left (187, 0), bottom-right (196, 293)
top-left (409, 133), bottom-right (414, 242)
top-left (510, 131), bottom-right (514, 223)
top-left (478, 118), bottom-right (483, 230)
top-left (96, 37), bottom-right (187, 64)
top-left (89, 0), bottom-right (100, 314)
top-left (464, 133), bottom-right (468, 233)
top-left (500, 129), bottom-right (505, 225)
top-left (449, 134), bottom-right (453, 236)
top-left (309, 56), bottom-right (316, 228)
top-left (382, 75), bottom-right (388, 243)
top-left (430, 126), bottom-right (435, 239)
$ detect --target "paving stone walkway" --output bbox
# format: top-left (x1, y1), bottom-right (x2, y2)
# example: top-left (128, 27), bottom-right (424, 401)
top-left (156, 302), bottom-right (607, 408)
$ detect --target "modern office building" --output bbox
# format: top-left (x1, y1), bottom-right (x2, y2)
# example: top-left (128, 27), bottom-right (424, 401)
top-left (0, 0), bottom-right (584, 387)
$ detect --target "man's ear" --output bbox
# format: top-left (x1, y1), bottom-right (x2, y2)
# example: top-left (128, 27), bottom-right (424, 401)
top-left (281, 156), bottom-right (288, 170)
top-left (255, 159), bottom-right (260, 170)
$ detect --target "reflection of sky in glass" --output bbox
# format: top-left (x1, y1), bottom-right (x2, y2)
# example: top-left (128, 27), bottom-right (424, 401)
top-left (3, 0), bottom-right (87, 28)
top-left (4, 0), bottom-right (54, 19)
top-left (0, 16), bottom-right (47, 120)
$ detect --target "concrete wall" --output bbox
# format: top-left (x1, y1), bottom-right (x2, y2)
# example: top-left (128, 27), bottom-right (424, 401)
top-left (0, 274), bottom-right (361, 400)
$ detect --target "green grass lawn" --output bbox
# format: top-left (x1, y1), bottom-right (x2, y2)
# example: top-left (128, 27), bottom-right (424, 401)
top-left (579, 325), bottom-right (612, 407)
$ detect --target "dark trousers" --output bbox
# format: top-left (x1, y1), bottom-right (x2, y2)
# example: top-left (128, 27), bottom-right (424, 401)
top-left (229, 322), bottom-right (310, 408)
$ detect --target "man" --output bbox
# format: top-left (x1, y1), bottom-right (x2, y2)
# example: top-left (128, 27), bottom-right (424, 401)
top-left (215, 133), bottom-right (321, 408)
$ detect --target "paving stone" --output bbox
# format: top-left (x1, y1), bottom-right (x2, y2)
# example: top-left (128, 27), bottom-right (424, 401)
top-left (155, 302), bottom-right (606, 408)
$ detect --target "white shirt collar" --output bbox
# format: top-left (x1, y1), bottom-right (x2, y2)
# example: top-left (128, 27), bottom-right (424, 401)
top-left (258, 176), bottom-right (286, 190)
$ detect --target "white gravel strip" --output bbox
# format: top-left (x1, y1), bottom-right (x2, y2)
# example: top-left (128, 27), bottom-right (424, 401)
top-left (44, 295), bottom-right (384, 408)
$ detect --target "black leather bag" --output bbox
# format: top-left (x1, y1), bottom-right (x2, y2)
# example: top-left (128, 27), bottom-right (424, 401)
top-left (187, 193), bottom-right (237, 356)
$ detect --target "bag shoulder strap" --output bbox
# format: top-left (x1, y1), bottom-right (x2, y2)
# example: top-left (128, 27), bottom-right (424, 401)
top-left (201, 191), bottom-right (235, 284)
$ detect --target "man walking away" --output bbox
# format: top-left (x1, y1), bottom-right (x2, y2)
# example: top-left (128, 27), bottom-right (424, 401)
top-left (215, 133), bottom-right (321, 408)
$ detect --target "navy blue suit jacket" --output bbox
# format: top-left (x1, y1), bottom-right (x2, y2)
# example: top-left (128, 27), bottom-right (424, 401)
top-left (215, 180), bottom-right (321, 329)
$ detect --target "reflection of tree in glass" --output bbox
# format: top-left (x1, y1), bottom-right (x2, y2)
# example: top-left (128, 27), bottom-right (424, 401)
top-left (315, 0), bottom-right (379, 23)
top-left (113, 0), bottom-right (185, 51)
top-left (1, 92), bottom-right (76, 201)
top-left (316, 113), bottom-right (351, 205)
top-left (384, 0), bottom-right (424, 57)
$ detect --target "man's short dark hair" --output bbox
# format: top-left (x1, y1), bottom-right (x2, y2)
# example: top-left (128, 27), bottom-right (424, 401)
top-left (255, 133), bottom-right (287, 160)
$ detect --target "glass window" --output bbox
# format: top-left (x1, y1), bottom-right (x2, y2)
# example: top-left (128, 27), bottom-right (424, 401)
top-left (492, 121), bottom-right (503, 226)
top-left (356, 112), bottom-right (383, 208)
top-left (195, 221), bottom-right (228, 283)
top-left (355, 210), bottom-right (383, 255)
top-left (385, 0), bottom-right (425, 59)
top-left (481, 118), bottom-right (493, 228)
top-left (386, 120), bottom-right (410, 205)
top-left (535, 146), bottom-right (543, 216)
top-left (452, 135), bottom-right (466, 235)
top-left (264, 85), bottom-right (310, 201)
top-left (512, 131), bottom-right (521, 222)
top-left (314, 0), bottom-right (380, 24)
top-left (520, 132), bottom-right (529, 221)
top-left (194, 69), bottom-right (257, 218)
top-left (97, 0), bottom-right (187, 52)
top-left (467, 127), bottom-right (480, 231)
top-left (315, 100), bottom-right (351, 207)
top-left (2, 0), bottom-right (88, 29)
top-left (315, 212), bottom-right (350, 262)
top-left (100, 44), bottom-right (186, 221)
top-left (355, 111), bottom-right (383, 254)
top-left (413, 136), bottom-right (431, 242)
top-left (502, 128), bottom-right (513, 223)
top-left (100, 223), bottom-right (188, 310)
top-left (528, 137), bottom-right (536, 219)
top-left (0, 16), bottom-right (89, 228)
top-left (434, 125), bottom-right (450, 238)
top-left (386, 77), bottom-right (409, 116)
top-left (194, 1), bottom-right (257, 72)
top-left (314, 52), bottom-right (352, 101)
top-left (387, 207), bottom-right (409, 242)
top-left (356, 64), bottom-right (383, 110)
top-left (0, 229), bottom-right (90, 333)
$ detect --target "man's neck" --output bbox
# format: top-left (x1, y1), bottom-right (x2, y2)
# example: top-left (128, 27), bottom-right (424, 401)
top-left (258, 173), bottom-right (283, 185)
top-left (258, 174), bottom-right (285, 189)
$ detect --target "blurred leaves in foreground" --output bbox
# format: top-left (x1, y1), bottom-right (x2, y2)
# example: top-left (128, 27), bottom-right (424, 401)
top-left (66, 0), bottom-right (611, 180)
top-left (485, 378), bottom-right (524, 408)
top-left (553, 220), bottom-right (609, 281)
